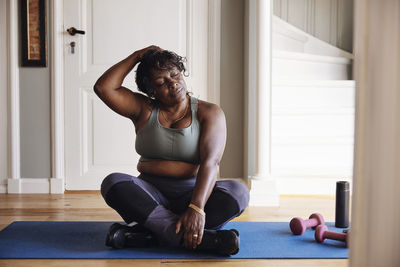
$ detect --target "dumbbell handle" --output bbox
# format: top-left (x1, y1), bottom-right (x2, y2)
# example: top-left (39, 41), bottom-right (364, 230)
top-left (304, 217), bottom-right (319, 228)
top-left (323, 231), bottom-right (347, 242)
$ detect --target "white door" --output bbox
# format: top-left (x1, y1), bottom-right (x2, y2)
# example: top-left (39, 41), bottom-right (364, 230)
top-left (64, 0), bottom-right (209, 190)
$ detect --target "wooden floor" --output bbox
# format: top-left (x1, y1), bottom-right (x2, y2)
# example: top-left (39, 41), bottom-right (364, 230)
top-left (0, 192), bottom-right (348, 267)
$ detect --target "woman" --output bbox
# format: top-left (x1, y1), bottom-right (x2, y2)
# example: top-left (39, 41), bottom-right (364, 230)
top-left (95, 45), bottom-right (249, 255)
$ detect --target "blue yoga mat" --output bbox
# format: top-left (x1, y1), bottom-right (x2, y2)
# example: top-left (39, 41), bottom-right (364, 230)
top-left (0, 221), bottom-right (348, 259)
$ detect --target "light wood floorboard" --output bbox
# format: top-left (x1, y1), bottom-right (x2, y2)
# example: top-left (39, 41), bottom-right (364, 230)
top-left (0, 192), bottom-right (348, 267)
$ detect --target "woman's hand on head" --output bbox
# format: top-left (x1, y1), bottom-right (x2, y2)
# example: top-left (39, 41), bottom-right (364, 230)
top-left (175, 208), bottom-right (205, 249)
top-left (136, 45), bottom-right (163, 60)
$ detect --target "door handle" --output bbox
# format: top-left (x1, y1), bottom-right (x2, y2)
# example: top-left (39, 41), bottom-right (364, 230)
top-left (67, 27), bottom-right (85, 36)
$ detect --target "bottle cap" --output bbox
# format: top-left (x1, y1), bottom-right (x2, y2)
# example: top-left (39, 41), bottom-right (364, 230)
top-left (336, 181), bottom-right (349, 191)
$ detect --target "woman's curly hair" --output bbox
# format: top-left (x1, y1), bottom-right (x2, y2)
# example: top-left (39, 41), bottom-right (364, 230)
top-left (135, 49), bottom-right (187, 98)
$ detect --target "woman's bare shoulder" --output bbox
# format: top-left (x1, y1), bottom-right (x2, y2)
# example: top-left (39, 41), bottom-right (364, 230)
top-left (197, 99), bottom-right (224, 122)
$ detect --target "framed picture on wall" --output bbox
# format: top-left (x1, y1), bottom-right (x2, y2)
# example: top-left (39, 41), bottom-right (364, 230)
top-left (21, 0), bottom-right (47, 67)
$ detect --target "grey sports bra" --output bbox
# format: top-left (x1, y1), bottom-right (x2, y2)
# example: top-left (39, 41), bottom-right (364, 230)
top-left (135, 96), bottom-right (201, 164)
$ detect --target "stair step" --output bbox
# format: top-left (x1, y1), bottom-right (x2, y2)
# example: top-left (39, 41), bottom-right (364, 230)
top-left (272, 79), bottom-right (355, 108)
top-left (273, 50), bottom-right (351, 64)
top-left (272, 51), bottom-right (352, 80)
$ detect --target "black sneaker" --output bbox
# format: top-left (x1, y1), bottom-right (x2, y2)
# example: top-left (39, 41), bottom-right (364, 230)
top-left (105, 223), bottom-right (158, 249)
top-left (197, 229), bottom-right (240, 256)
top-left (105, 223), bottom-right (126, 249)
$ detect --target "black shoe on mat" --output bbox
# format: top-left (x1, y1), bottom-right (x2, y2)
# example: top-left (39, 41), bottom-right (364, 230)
top-left (105, 222), bottom-right (158, 249)
top-left (197, 229), bottom-right (240, 256)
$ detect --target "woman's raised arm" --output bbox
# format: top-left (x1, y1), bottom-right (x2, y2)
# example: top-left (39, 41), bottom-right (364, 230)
top-left (93, 45), bottom-right (160, 121)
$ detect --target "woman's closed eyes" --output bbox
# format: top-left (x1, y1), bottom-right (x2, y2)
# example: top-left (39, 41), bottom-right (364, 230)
top-left (155, 71), bottom-right (180, 87)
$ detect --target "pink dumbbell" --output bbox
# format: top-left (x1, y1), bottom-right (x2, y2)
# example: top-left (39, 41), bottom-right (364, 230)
top-left (315, 225), bottom-right (349, 247)
top-left (289, 213), bottom-right (325, 235)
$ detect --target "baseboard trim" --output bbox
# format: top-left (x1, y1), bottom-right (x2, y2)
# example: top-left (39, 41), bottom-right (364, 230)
top-left (7, 178), bottom-right (64, 194)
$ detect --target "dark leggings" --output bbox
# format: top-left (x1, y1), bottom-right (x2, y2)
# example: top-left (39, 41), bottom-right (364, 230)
top-left (101, 172), bottom-right (249, 245)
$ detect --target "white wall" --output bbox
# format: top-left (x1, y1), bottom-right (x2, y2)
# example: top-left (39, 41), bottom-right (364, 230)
top-left (273, 0), bottom-right (353, 52)
top-left (0, 0), bottom-right (8, 192)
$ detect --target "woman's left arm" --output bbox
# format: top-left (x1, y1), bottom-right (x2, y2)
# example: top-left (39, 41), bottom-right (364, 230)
top-left (175, 102), bottom-right (226, 249)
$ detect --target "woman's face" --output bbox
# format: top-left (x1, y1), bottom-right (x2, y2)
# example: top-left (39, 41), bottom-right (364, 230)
top-left (150, 66), bottom-right (187, 105)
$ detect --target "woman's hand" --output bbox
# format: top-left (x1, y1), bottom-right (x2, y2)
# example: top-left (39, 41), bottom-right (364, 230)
top-left (175, 208), bottom-right (205, 249)
top-left (135, 45), bottom-right (162, 61)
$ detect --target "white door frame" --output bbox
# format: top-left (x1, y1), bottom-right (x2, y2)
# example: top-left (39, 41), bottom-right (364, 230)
top-left (49, 0), bottom-right (65, 193)
top-left (50, 0), bottom-right (221, 193)
top-left (6, 0), bottom-right (21, 193)
top-left (0, 0), bottom-right (7, 193)
top-left (1, 0), bottom-right (11, 193)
